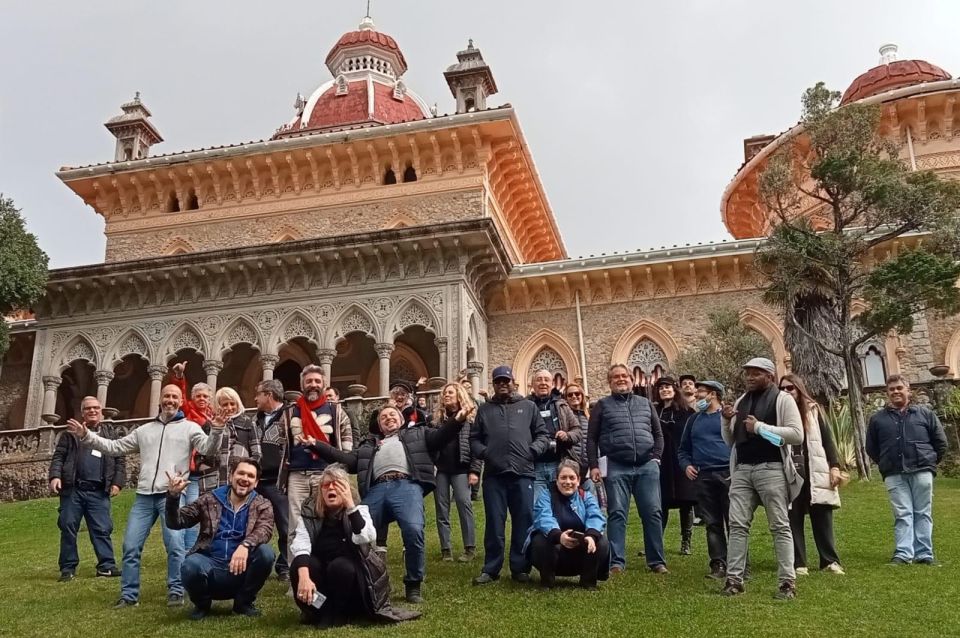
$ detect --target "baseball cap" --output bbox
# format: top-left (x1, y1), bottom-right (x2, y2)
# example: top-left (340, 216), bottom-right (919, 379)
top-left (491, 365), bottom-right (514, 382)
top-left (742, 357), bottom-right (776, 375)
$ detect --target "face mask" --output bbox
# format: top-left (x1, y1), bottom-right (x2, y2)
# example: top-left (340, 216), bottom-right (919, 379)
top-left (695, 399), bottom-right (709, 412)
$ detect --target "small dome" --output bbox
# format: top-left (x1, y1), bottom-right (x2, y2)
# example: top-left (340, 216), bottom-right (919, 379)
top-left (841, 45), bottom-right (951, 105)
top-left (324, 22), bottom-right (408, 75)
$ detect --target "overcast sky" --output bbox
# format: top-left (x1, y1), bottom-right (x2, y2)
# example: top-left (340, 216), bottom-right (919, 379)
top-left (2, 1), bottom-right (958, 269)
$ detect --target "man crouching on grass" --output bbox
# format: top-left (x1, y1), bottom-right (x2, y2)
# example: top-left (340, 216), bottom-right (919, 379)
top-left (166, 458), bottom-right (275, 620)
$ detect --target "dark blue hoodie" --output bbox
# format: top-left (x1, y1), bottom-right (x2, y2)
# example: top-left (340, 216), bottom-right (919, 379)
top-left (678, 410), bottom-right (730, 472)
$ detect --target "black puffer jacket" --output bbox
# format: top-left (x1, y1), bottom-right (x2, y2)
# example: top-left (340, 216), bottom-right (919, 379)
top-left (470, 393), bottom-right (551, 478)
top-left (587, 392), bottom-right (663, 468)
top-left (308, 416), bottom-right (464, 497)
top-left (866, 404), bottom-right (947, 478)
top-left (49, 426), bottom-right (126, 493)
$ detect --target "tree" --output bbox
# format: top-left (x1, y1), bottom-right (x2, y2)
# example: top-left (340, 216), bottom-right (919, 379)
top-left (0, 195), bottom-right (48, 357)
top-left (674, 307), bottom-right (774, 398)
top-left (756, 83), bottom-right (960, 479)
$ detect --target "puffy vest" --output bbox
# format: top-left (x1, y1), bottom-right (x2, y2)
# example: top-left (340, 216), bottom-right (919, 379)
top-left (597, 393), bottom-right (656, 465)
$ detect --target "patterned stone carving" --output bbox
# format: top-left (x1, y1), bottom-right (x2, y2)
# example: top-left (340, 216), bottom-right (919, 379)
top-left (144, 321), bottom-right (170, 342)
top-left (173, 326), bottom-right (204, 353)
top-left (627, 339), bottom-right (669, 372)
top-left (200, 315), bottom-right (225, 336)
top-left (118, 332), bottom-right (149, 358)
top-left (529, 347), bottom-right (566, 378)
top-left (147, 365), bottom-right (167, 381)
top-left (398, 303), bottom-right (433, 332)
top-left (314, 303), bottom-right (342, 324)
top-left (48, 332), bottom-right (68, 355)
top-left (339, 310), bottom-right (375, 337)
top-left (261, 354), bottom-right (280, 370)
top-left (95, 370), bottom-right (115, 386)
top-left (255, 311), bottom-right (280, 332)
top-left (228, 321), bottom-right (259, 346)
top-left (283, 315), bottom-right (315, 342)
top-left (64, 339), bottom-right (96, 365)
top-left (91, 327), bottom-right (120, 348)
top-left (427, 291), bottom-right (444, 312)
top-left (374, 343), bottom-right (395, 359)
top-left (367, 297), bottom-right (395, 318)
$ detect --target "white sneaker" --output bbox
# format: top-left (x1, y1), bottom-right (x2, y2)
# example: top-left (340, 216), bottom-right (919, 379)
top-left (795, 567), bottom-right (809, 576)
top-left (823, 562), bottom-right (845, 575)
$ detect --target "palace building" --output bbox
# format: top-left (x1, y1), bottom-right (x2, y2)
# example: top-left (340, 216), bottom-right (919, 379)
top-left (2, 17), bottom-right (960, 455)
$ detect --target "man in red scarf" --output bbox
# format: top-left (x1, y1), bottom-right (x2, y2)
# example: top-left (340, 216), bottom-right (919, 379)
top-left (286, 365), bottom-right (338, 540)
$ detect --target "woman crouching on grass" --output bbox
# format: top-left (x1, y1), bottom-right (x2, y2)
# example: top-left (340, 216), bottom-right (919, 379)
top-left (289, 465), bottom-right (419, 627)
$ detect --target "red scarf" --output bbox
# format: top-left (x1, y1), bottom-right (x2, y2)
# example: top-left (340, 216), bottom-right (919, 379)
top-left (297, 394), bottom-right (330, 445)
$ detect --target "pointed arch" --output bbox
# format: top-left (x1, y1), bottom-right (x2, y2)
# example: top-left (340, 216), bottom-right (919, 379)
top-left (388, 297), bottom-right (441, 339)
top-left (161, 321), bottom-right (208, 362)
top-left (385, 212), bottom-right (418, 229)
top-left (161, 236), bottom-right (197, 256)
top-left (610, 319), bottom-right (680, 368)
top-left (466, 312), bottom-right (483, 361)
top-left (513, 329), bottom-right (580, 387)
top-left (104, 327), bottom-right (152, 369)
top-left (216, 316), bottom-right (262, 357)
top-left (739, 308), bottom-right (788, 376)
top-left (270, 309), bottom-right (322, 355)
top-left (272, 226), bottom-right (302, 243)
top-left (329, 303), bottom-right (380, 347)
top-left (53, 334), bottom-right (99, 374)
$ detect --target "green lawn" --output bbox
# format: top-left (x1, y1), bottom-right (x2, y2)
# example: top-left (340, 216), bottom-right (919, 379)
top-left (1, 479), bottom-right (959, 637)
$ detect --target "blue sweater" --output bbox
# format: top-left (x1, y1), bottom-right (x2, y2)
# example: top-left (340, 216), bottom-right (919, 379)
top-left (678, 411), bottom-right (729, 472)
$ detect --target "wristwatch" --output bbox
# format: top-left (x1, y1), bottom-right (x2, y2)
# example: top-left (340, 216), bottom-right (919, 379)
top-left (242, 540), bottom-right (255, 549)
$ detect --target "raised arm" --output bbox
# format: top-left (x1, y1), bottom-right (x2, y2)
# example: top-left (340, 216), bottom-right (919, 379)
top-left (424, 411), bottom-right (466, 452)
top-left (305, 440), bottom-right (360, 473)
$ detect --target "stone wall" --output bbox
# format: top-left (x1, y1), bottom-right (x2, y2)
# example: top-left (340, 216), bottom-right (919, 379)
top-left (0, 455), bottom-right (139, 502)
top-left (0, 334), bottom-right (34, 431)
top-left (105, 188), bottom-right (484, 262)
top-left (927, 311), bottom-right (960, 374)
top-left (488, 289), bottom-right (774, 395)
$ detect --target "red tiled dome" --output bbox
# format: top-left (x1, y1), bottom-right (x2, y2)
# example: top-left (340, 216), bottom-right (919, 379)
top-left (841, 59), bottom-right (951, 105)
top-left (325, 29), bottom-right (408, 74)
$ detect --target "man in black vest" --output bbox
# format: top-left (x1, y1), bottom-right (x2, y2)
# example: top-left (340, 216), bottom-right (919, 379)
top-left (720, 357), bottom-right (803, 600)
top-left (49, 396), bottom-right (125, 581)
top-left (587, 364), bottom-right (666, 574)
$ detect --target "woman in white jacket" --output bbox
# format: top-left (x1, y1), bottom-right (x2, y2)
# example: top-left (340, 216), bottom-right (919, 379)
top-left (778, 374), bottom-right (844, 575)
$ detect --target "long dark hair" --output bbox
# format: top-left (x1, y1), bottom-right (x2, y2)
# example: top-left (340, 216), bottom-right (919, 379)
top-left (779, 373), bottom-right (816, 431)
top-left (652, 379), bottom-right (683, 411)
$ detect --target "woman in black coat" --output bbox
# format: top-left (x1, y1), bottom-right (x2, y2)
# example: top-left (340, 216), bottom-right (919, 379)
top-left (652, 376), bottom-right (697, 555)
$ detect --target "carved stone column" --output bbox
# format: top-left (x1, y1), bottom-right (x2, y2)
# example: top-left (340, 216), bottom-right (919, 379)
top-left (147, 365), bottom-right (166, 413)
top-left (261, 354), bottom-right (279, 381)
top-left (374, 343), bottom-right (395, 396)
top-left (94, 370), bottom-right (115, 406)
top-left (41, 375), bottom-right (62, 419)
top-left (434, 337), bottom-right (449, 380)
top-left (317, 348), bottom-right (338, 384)
top-left (467, 360), bottom-right (484, 399)
top-left (202, 359), bottom-right (224, 390)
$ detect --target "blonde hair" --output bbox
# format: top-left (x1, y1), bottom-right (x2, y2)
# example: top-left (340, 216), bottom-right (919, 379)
top-left (564, 382), bottom-right (589, 418)
top-left (312, 464), bottom-right (359, 519)
top-left (215, 386), bottom-right (244, 418)
top-left (433, 382), bottom-right (476, 424)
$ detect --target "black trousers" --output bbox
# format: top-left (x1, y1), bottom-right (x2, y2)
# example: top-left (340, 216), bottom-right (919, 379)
top-left (530, 533), bottom-right (609, 587)
top-left (257, 481), bottom-right (289, 574)
top-left (662, 504), bottom-right (694, 533)
top-left (290, 555), bottom-right (367, 622)
top-left (696, 469), bottom-right (730, 567)
top-left (790, 482), bottom-right (841, 569)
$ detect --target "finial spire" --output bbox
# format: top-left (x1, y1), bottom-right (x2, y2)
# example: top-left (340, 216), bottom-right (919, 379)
top-left (358, 1), bottom-right (375, 31)
top-left (879, 43), bottom-right (898, 65)
top-left (365, 0), bottom-right (371, 18)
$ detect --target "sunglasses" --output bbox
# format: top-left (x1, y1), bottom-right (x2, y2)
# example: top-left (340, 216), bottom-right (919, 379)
top-left (780, 384), bottom-right (796, 392)
top-left (492, 378), bottom-right (512, 385)
top-left (565, 392), bottom-right (582, 398)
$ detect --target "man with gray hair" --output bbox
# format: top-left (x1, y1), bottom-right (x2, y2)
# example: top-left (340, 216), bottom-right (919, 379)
top-left (528, 369), bottom-right (581, 497)
top-left (253, 378), bottom-right (291, 580)
top-left (720, 357), bottom-right (803, 600)
top-left (286, 365), bottom-right (339, 538)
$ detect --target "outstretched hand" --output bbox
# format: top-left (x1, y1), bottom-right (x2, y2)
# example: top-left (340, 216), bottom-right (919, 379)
top-left (172, 361), bottom-right (188, 378)
top-left (65, 418), bottom-right (88, 439)
top-left (210, 407), bottom-right (230, 429)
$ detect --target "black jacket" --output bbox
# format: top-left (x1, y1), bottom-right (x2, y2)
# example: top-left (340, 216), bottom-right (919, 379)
top-left (432, 411), bottom-right (483, 475)
top-left (866, 404), bottom-right (948, 478)
top-left (470, 393), bottom-right (551, 478)
top-left (308, 416), bottom-right (464, 497)
top-left (588, 393), bottom-right (663, 468)
top-left (49, 426), bottom-right (126, 493)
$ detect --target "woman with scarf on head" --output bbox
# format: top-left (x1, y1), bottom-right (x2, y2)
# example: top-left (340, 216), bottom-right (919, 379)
top-left (652, 376), bottom-right (697, 555)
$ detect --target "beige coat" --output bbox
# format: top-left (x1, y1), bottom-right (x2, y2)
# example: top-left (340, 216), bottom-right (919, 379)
top-left (801, 406), bottom-right (841, 508)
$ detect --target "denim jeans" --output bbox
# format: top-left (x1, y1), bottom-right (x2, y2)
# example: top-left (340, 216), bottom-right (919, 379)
top-left (182, 479), bottom-right (200, 551)
top-left (604, 459), bottom-right (665, 569)
top-left (180, 545), bottom-right (275, 608)
top-left (884, 471), bottom-right (935, 562)
top-left (363, 479), bottom-right (426, 584)
top-left (727, 462), bottom-right (794, 585)
top-left (57, 487), bottom-right (116, 572)
top-left (434, 472), bottom-right (476, 551)
top-left (481, 474), bottom-right (534, 577)
top-left (533, 461), bottom-right (559, 499)
top-left (120, 493), bottom-right (186, 602)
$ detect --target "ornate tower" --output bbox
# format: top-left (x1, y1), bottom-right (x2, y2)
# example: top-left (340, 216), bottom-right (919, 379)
top-left (444, 40), bottom-right (498, 114)
top-left (104, 92), bottom-right (163, 162)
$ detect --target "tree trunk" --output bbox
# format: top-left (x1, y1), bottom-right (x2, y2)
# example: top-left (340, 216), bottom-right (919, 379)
top-left (843, 346), bottom-right (872, 480)
top-left (784, 293), bottom-right (845, 405)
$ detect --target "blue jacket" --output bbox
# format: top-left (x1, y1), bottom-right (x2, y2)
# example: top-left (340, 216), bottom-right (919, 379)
top-left (522, 484), bottom-right (606, 554)
top-left (587, 393), bottom-right (663, 468)
top-left (678, 410), bottom-right (730, 472)
top-left (866, 404), bottom-right (947, 478)
top-left (208, 485), bottom-right (254, 561)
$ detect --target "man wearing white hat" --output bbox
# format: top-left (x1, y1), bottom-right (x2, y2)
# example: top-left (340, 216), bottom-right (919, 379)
top-left (720, 357), bottom-right (803, 600)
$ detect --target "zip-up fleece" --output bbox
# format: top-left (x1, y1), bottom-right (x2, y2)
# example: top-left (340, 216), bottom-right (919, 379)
top-left (81, 412), bottom-right (224, 494)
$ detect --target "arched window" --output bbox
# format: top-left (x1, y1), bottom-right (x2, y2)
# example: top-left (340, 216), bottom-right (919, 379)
top-left (861, 345), bottom-right (887, 387)
top-left (528, 346), bottom-right (567, 383)
top-left (185, 188), bottom-right (199, 211)
top-left (166, 192), bottom-right (180, 213)
top-left (627, 338), bottom-right (669, 390)
top-left (402, 164), bottom-right (417, 183)
top-left (384, 168), bottom-right (397, 185)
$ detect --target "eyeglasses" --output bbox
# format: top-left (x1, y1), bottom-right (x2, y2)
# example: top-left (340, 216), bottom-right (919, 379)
top-left (565, 392), bottom-right (582, 398)
top-left (780, 384), bottom-right (796, 392)
top-left (82, 405), bottom-right (101, 411)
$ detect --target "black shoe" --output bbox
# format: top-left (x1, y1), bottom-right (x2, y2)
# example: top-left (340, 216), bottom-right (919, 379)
top-left (189, 606), bottom-right (210, 621)
top-left (58, 570), bottom-right (76, 583)
top-left (511, 572), bottom-right (531, 583)
top-left (888, 557), bottom-right (910, 566)
top-left (113, 598), bottom-right (139, 609)
top-left (473, 572), bottom-right (498, 585)
top-left (96, 567), bottom-right (121, 578)
top-left (233, 603), bottom-right (262, 617)
top-left (706, 563), bottom-right (727, 580)
top-left (276, 570), bottom-right (290, 582)
top-left (167, 593), bottom-right (185, 607)
top-left (720, 579), bottom-right (744, 597)
top-left (774, 580), bottom-right (796, 600)
top-left (539, 573), bottom-right (556, 589)
top-left (405, 583), bottom-right (423, 604)
top-left (915, 557), bottom-right (940, 566)
top-left (441, 549), bottom-right (453, 562)
top-left (680, 536), bottom-right (692, 556)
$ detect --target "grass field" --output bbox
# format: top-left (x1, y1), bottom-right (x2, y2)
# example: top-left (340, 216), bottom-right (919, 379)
top-left (1, 478), bottom-right (959, 637)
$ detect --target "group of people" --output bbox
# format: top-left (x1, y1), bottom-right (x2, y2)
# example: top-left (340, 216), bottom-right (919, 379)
top-left (50, 353), bottom-right (948, 624)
